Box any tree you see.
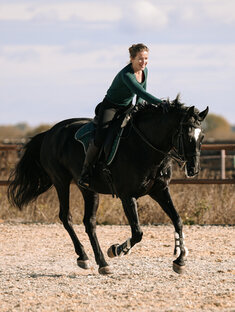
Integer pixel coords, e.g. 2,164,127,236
203,114,234,140
0,125,28,142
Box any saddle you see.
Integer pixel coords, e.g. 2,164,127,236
74,111,131,166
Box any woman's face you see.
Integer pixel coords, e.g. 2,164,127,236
131,50,149,72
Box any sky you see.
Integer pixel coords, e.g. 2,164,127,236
0,0,235,126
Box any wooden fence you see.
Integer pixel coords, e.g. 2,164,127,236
171,144,235,184
0,144,235,186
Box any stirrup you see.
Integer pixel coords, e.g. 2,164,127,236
78,175,90,188
78,180,89,189
78,166,91,188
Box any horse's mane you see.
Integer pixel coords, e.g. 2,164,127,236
135,94,187,115
134,94,200,124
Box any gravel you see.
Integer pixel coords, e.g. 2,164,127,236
0,222,234,312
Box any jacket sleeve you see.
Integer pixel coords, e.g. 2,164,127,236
122,71,162,105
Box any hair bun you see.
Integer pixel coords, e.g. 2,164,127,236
128,43,149,59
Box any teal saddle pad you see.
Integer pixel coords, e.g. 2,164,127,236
74,122,123,166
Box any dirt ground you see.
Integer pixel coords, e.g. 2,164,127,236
0,222,234,312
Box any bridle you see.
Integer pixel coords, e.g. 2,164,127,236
171,121,201,158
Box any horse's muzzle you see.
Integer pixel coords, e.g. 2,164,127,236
186,168,199,177
185,159,200,177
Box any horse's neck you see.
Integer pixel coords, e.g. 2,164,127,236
135,111,178,152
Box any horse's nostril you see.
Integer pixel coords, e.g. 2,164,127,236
187,168,195,176
188,168,199,177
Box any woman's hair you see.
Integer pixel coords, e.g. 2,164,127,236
129,43,149,60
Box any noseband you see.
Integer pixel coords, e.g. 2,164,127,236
172,121,202,159
171,121,190,162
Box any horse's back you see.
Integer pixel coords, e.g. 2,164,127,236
42,118,91,142
50,118,91,132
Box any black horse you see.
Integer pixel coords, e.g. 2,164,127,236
8,95,208,275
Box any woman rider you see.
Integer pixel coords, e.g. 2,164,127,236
79,43,169,188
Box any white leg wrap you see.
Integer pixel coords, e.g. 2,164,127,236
118,238,131,257
114,244,118,257
175,247,181,257
184,246,189,258
174,232,188,258
175,232,180,239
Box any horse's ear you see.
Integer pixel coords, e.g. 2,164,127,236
198,106,209,121
186,106,195,119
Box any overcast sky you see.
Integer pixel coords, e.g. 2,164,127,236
0,0,235,126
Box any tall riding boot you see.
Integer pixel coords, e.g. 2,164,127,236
78,140,99,188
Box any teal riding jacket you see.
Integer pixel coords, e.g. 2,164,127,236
105,63,162,107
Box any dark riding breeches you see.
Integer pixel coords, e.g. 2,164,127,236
94,98,131,148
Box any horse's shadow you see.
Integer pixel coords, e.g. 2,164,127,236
28,272,95,278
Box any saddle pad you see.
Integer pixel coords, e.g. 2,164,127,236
74,122,95,153
74,122,123,165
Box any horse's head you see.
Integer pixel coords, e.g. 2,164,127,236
172,101,209,177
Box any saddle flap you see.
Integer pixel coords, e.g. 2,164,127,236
74,112,130,165
104,128,124,165
103,112,129,164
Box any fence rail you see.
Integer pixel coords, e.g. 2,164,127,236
201,144,235,151
170,179,235,184
0,145,22,151
0,144,235,186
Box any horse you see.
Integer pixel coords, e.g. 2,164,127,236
8,95,208,275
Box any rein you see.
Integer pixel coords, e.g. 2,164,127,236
130,118,187,167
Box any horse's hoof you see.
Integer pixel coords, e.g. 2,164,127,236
107,244,118,258
98,266,113,275
173,262,185,274
77,259,90,270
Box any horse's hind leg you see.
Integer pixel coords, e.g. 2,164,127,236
149,185,188,274
107,197,143,258
80,188,111,275
54,181,90,269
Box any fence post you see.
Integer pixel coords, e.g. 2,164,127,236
221,149,226,179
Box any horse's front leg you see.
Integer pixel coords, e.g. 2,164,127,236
107,197,143,258
150,184,188,274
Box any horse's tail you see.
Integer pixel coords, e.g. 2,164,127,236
7,131,52,210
